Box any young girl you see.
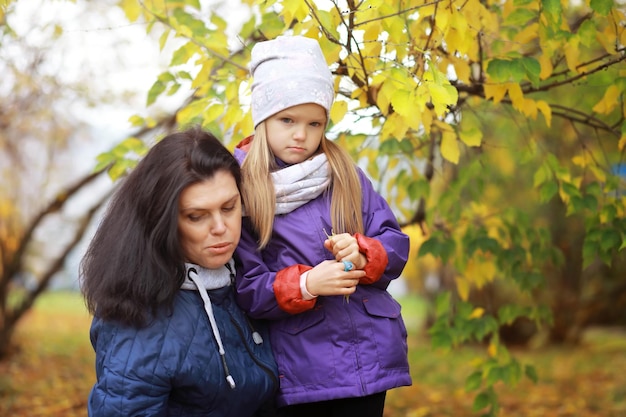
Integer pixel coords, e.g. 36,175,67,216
234,36,411,417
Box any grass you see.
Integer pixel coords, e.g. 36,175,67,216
1,291,625,417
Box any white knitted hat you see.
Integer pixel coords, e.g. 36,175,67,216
250,36,335,128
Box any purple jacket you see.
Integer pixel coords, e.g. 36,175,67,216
234,142,411,407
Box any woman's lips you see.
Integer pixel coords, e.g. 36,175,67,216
207,242,232,255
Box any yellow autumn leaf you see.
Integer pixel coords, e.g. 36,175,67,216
422,109,434,135
330,100,348,125
362,40,382,73
487,340,498,357
619,134,626,151
222,104,243,131
469,307,485,319
592,85,621,114
428,84,455,117
363,20,382,42
513,23,539,45
459,127,482,147
538,54,553,80
456,275,470,301
281,0,309,27
391,89,412,117
446,12,471,55
507,82,524,111
435,7,450,32
451,58,471,84
176,99,208,126
204,103,224,123
119,0,143,22
484,84,508,104
465,256,497,288
441,130,460,164
536,100,552,126
564,37,581,73
380,113,408,142
572,155,588,168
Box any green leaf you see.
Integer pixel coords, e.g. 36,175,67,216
600,228,621,252
472,391,490,412
520,57,541,85
430,330,453,350
498,304,527,325
465,371,483,392
147,80,166,106
434,292,451,317
418,236,439,257
590,0,614,15
538,180,558,202
485,366,502,386
542,0,562,24
408,178,430,200
380,138,401,154
170,42,198,66
525,365,538,383
486,59,511,83
504,8,536,26
467,236,500,255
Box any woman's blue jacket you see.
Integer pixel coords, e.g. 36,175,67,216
88,286,279,416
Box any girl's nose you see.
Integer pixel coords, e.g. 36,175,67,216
293,124,306,140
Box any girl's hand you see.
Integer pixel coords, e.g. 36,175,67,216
324,233,367,269
305,260,365,297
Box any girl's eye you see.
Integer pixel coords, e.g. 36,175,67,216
310,121,322,127
222,206,235,212
280,117,293,124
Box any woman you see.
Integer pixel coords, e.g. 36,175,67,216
81,126,278,416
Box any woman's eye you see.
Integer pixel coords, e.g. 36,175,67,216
222,206,235,212
188,214,203,222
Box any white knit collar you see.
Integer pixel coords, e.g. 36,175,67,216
181,260,233,291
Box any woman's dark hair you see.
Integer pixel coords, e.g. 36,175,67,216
80,126,241,327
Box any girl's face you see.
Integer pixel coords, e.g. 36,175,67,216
178,171,242,269
265,103,326,164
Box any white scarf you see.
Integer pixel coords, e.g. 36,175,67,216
272,153,331,214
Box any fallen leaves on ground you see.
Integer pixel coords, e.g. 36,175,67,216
1,293,625,417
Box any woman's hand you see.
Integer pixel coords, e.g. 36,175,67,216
305,260,365,297
324,233,367,269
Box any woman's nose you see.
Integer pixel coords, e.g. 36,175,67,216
210,215,226,234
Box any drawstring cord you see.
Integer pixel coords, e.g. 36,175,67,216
187,268,236,389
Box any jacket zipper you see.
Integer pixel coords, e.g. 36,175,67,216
229,314,280,391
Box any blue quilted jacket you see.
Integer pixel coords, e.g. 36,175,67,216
88,284,279,416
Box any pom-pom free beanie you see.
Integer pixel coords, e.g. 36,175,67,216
250,36,335,128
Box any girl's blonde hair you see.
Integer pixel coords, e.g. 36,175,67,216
241,122,364,249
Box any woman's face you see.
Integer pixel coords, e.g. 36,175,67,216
178,170,242,269
264,102,326,164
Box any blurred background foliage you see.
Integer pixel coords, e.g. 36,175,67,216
1,0,626,415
